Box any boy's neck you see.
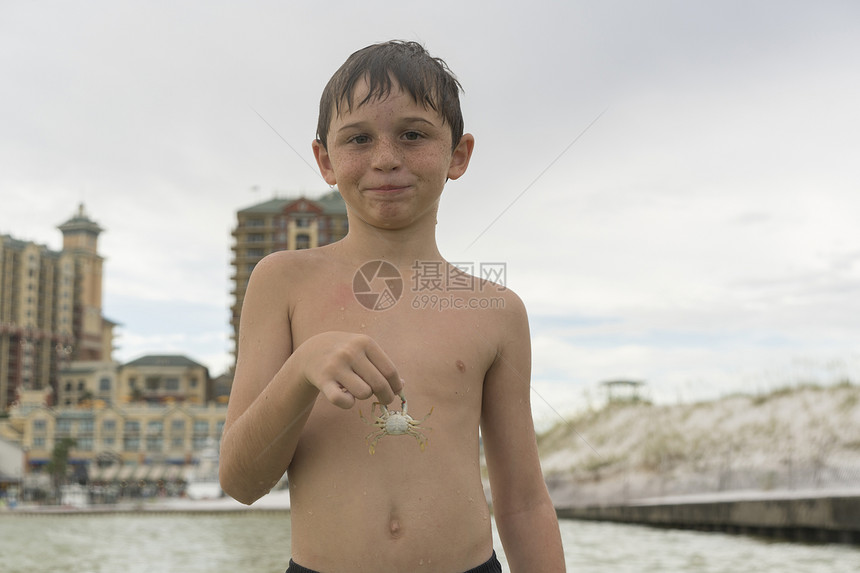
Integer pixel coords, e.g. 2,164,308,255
335,222,443,268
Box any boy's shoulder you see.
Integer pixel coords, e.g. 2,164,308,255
489,282,528,324
453,261,525,304
246,245,336,295
254,244,333,273
437,261,529,325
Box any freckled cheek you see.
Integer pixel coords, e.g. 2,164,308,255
410,156,450,179
330,157,363,183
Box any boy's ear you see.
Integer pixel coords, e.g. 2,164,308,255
447,133,475,181
312,139,338,186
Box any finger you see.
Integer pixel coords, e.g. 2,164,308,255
318,380,357,410
361,342,402,401
351,360,397,405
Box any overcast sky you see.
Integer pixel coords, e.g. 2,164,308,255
2,1,859,425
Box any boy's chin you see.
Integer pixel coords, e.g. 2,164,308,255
354,213,431,232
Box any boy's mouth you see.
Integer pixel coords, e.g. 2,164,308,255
365,184,411,193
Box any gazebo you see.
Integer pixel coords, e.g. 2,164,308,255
600,379,646,404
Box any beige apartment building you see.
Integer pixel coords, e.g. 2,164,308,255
0,204,114,411
7,399,226,469
230,189,348,360
0,353,218,473
0,205,225,487
116,354,211,406
1,191,349,490
54,354,212,408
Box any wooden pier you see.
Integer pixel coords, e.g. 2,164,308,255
557,492,860,544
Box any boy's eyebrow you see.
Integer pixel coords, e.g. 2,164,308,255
335,116,439,134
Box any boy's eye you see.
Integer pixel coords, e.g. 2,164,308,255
348,134,371,144
402,131,423,141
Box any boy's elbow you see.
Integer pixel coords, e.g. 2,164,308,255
221,486,261,507
219,465,263,506
231,492,259,507
218,429,265,505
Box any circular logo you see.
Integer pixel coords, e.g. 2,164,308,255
353,260,403,311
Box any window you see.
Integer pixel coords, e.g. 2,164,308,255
79,419,94,433
146,436,163,452
77,437,93,451
125,421,140,433
146,377,160,391
123,436,140,451
193,420,209,434
57,419,72,434
99,377,111,391
102,419,116,433
165,378,179,391
171,419,186,433
33,419,47,433
33,437,45,449
147,420,163,434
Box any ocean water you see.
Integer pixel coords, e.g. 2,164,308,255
2,511,859,572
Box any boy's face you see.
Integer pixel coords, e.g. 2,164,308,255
313,78,473,231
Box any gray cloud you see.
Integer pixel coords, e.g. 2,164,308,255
2,1,858,413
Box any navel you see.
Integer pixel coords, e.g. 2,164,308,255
388,516,403,539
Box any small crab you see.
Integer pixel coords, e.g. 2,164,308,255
360,392,433,454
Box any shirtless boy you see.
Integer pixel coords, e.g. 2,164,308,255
220,40,565,573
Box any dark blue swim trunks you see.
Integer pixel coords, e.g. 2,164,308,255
286,550,502,573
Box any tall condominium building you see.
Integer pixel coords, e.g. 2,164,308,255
0,205,114,411
229,190,348,360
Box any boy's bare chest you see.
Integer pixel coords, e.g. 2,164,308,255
288,272,502,387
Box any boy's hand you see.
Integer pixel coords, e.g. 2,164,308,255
295,331,403,409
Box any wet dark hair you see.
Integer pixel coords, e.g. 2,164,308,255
316,40,464,151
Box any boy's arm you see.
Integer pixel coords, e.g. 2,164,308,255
219,253,402,504
481,292,565,572
219,253,314,504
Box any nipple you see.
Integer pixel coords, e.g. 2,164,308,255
456,359,466,373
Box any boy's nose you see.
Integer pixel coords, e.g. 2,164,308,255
371,138,402,171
